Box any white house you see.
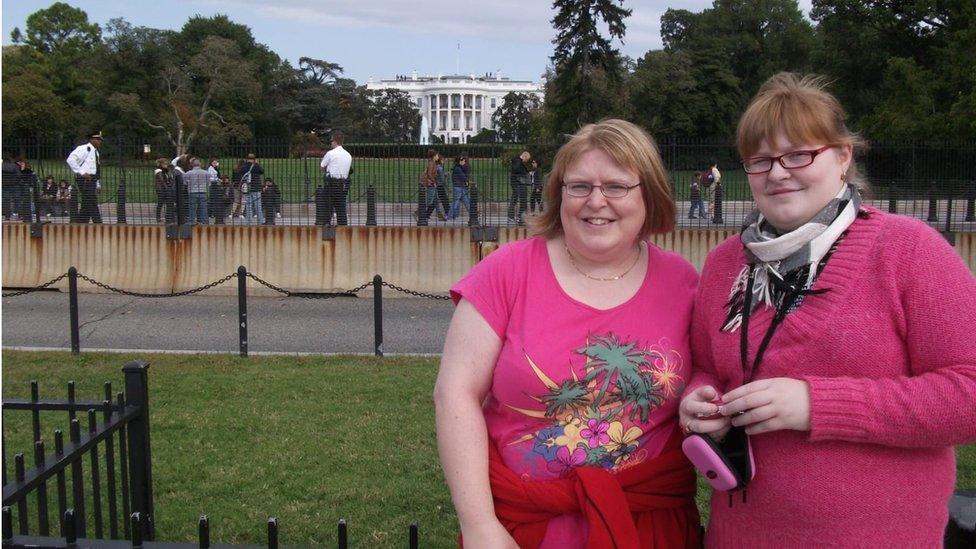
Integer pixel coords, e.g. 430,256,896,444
366,70,544,144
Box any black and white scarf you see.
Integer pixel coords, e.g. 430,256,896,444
721,185,862,332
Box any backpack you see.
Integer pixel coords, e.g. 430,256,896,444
240,165,254,193
699,169,713,188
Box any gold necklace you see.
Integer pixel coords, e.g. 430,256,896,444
564,242,643,282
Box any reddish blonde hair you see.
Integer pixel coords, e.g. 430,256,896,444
737,72,868,190
530,119,675,239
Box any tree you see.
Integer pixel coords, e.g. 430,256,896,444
10,2,102,110
492,92,541,142
11,2,100,54
274,57,346,133
548,0,632,136
467,128,499,144
368,89,422,142
2,46,71,137
109,36,260,154
812,0,976,139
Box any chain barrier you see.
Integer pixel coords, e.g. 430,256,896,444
1,273,69,298
380,281,451,301
245,272,373,299
4,270,450,301
75,272,238,298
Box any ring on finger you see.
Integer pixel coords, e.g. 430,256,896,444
683,421,694,435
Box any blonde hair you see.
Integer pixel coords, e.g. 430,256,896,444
737,72,868,191
530,119,675,239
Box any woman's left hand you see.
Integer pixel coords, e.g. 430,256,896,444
718,378,811,435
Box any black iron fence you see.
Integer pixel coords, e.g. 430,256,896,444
2,138,975,231
1,362,154,542
1,367,426,549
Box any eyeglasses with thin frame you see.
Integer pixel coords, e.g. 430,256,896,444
740,146,832,175
562,181,641,198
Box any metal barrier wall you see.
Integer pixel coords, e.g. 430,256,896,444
3,224,973,297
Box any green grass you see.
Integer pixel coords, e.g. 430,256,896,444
2,351,453,548
3,350,974,546
31,157,759,205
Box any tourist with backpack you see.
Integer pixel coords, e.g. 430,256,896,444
240,153,264,224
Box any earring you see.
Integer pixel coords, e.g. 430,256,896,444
840,173,848,182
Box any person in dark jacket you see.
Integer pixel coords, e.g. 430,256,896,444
2,154,18,220
15,157,37,222
261,177,281,225
507,150,530,224
154,158,174,223
40,175,60,217
209,175,228,224
447,155,471,221
528,159,543,213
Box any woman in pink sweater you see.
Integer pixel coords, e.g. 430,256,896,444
679,72,976,547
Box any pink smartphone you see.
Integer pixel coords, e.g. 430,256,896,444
681,426,755,492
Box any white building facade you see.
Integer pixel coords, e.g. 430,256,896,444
366,71,544,144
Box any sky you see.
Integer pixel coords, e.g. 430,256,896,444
2,0,813,84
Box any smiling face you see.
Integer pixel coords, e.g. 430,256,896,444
747,130,852,232
560,148,646,261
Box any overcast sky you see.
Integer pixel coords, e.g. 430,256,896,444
2,0,813,83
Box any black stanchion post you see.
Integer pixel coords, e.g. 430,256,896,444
887,180,897,213
417,184,426,227
123,361,154,541
409,522,418,549
117,176,127,225
64,509,76,549
927,180,938,222
468,183,480,227
267,517,278,549
238,266,248,357
198,515,209,548
366,184,377,226
944,185,954,236
32,178,42,225
965,179,975,222
130,513,142,549
711,183,724,224
68,267,80,354
68,184,79,223
338,519,347,549
1,507,11,540
373,275,383,357
314,184,326,226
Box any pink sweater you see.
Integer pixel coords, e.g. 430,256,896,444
688,207,976,547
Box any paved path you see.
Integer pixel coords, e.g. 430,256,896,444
2,291,454,355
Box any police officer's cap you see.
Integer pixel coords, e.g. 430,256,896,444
89,131,104,140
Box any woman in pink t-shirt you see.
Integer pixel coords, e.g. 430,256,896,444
435,119,702,548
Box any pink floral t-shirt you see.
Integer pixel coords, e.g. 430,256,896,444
451,236,698,547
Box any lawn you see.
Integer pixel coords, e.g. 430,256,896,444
26,156,761,206
3,351,974,547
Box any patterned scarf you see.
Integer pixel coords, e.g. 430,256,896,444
721,185,862,332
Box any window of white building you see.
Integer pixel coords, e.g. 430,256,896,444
490,98,496,109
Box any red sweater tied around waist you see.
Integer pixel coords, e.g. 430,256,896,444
476,428,700,549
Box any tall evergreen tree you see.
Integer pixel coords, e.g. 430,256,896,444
548,0,632,136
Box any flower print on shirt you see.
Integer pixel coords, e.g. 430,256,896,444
507,332,684,476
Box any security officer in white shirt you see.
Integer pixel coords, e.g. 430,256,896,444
319,131,353,226
65,131,104,223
